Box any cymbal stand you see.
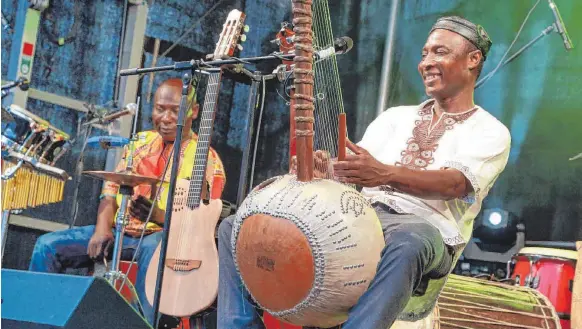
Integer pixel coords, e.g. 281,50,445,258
102,183,142,309
102,102,141,305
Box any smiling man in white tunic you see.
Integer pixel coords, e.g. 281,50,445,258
216,15,511,329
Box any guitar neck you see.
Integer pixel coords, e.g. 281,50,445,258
187,71,223,208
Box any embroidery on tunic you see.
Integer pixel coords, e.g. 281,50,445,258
443,160,480,203
396,105,477,170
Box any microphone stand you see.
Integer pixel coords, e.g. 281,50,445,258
68,107,98,228
234,66,278,206
476,24,556,89
68,103,136,228
119,53,296,77
151,72,194,329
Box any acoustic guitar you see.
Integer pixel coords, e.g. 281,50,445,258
145,9,248,317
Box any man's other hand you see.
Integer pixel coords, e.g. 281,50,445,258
129,195,165,225
87,228,114,259
333,140,390,187
290,150,333,179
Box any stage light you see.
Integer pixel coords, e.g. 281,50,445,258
486,209,504,226
473,208,517,245
454,208,524,279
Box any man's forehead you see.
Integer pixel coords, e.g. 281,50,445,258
156,84,180,96
423,29,467,49
154,84,181,103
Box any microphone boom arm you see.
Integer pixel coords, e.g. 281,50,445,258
476,24,555,89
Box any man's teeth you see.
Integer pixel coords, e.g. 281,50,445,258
425,74,439,81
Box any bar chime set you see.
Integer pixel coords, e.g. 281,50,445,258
1,104,70,211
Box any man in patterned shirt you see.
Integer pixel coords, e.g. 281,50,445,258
29,78,226,325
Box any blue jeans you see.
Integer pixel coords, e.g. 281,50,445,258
217,207,453,329
29,225,162,326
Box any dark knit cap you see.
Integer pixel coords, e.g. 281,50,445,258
431,16,492,60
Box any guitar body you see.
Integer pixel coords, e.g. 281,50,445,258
145,178,222,316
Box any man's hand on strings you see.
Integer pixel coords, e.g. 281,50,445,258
333,140,390,187
129,195,165,225
290,150,333,179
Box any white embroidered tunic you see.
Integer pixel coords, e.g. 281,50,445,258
358,99,511,251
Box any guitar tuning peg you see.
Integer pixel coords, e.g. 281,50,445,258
240,34,247,42
244,25,250,33
237,44,244,51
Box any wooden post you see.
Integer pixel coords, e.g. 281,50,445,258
292,0,315,182
572,241,582,329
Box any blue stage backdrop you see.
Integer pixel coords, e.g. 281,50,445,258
1,0,581,270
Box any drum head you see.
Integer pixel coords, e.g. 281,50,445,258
517,247,578,261
236,214,315,311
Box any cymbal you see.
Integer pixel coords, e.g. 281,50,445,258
82,170,161,187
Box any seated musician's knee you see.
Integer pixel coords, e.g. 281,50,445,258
384,226,437,266
32,231,60,254
141,232,163,251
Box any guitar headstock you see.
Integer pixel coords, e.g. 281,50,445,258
275,22,295,53
272,22,295,67
210,9,249,60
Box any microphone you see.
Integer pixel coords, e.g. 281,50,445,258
83,103,137,126
547,0,574,50
1,76,29,91
314,36,354,60
1,11,11,32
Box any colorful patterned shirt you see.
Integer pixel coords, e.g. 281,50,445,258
101,130,226,237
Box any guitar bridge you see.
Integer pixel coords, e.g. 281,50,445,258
165,259,202,271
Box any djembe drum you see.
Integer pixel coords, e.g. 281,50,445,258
389,275,561,329
232,0,385,327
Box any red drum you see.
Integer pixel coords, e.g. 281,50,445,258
511,247,578,329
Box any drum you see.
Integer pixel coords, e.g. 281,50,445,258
389,275,560,329
510,247,577,329
232,174,385,328
437,275,560,329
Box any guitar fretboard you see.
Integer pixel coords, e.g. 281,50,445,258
187,72,222,208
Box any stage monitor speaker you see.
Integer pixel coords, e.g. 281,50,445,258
1,269,152,329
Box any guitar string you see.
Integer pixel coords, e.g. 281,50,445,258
179,72,220,264
180,72,211,263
